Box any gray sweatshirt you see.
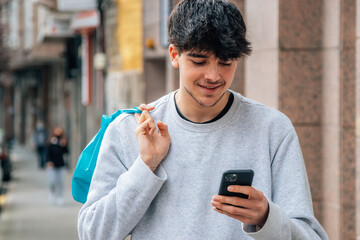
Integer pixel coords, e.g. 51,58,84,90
78,91,329,240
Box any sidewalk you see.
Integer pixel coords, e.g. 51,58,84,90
0,144,82,240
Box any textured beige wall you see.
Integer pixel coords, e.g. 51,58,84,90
277,0,324,225
117,0,143,71
339,0,357,239
105,1,122,72
245,0,328,233
357,1,360,239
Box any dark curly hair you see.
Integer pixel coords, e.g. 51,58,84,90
168,0,252,61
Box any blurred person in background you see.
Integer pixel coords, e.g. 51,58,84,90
32,120,48,169
46,126,68,206
0,146,12,184
78,0,328,239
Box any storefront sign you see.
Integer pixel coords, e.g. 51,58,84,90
71,10,99,31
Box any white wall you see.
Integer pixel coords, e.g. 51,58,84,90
244,0,279,109
8,0,20,50
24,0,35,50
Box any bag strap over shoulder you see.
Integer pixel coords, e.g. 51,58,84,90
111,107,142,120
101,107,142,128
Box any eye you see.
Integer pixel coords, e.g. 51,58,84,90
220,62,231,66
192,60,206,65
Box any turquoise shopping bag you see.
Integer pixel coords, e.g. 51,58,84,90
72,107,142,204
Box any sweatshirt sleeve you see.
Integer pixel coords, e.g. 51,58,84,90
243,127,329,240
77,120,167,240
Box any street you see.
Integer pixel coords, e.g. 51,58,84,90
0,144,82,240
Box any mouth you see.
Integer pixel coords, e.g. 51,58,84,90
198,84,222,90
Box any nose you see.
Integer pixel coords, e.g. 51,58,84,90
204,62,220,82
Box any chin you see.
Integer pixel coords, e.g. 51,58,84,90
201,92,229,107
196,97,223,108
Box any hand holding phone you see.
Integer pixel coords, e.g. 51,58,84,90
212,169,269,226
218,169,254,199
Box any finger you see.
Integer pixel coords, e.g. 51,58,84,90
142,111,157,135
137,110,151,125
136,118,153,136
211,200,254,218
157,121,170,139
228,186,258,199
139,104,155,112
135,113,140,123
213,207,253,224
213,191,268,215
141,118,157,136
212,195,250,208
214,204,267,225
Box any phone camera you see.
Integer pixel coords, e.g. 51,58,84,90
225,173,237,182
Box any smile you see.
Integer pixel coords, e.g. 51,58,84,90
198,84,221,90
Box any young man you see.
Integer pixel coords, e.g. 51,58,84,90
78,0,329,239
32,121,48,169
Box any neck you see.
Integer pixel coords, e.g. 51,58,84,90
175,90,230,123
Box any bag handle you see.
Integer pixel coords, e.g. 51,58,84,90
111,107,142,121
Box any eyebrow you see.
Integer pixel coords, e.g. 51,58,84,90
187,53,209,58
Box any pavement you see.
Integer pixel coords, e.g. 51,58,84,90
0,144,83,240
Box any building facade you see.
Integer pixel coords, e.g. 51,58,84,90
0,0,105,167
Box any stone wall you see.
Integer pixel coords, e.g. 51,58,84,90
244,0,359,239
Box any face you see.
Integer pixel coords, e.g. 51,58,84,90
169,45,238,109
53,127,63,137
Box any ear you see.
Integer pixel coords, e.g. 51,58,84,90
169,44,180,68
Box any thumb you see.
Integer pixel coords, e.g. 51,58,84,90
157,121,170,139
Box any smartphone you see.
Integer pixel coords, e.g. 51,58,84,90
218,169,254,199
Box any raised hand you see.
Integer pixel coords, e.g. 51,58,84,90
134,108,171,171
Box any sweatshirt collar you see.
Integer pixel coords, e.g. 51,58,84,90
168,90,240,132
